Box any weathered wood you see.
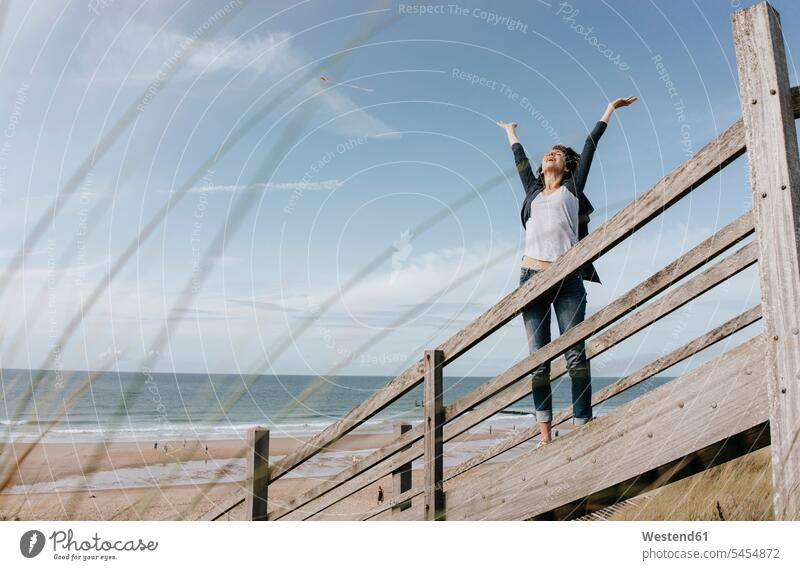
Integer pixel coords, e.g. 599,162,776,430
244,428,270,521
374,423,771,522
378,422,770,522
445,304,763,483
371,499,426,522
443,336,768,520
444,243,757,425
423,350,445,520
531,421,771,520
265,115,746,477
202,115,749,520
297,239,757,520
391,422,412,512
203,84,800,522
361,304,762,520
733,1,800,521
287,233,756,520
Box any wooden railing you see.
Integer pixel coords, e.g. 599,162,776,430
200,1,800,521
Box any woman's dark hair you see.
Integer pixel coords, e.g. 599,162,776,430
536,144,579,178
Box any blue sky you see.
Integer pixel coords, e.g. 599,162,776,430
0,0,796,377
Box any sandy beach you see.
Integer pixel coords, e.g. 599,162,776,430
0,426,524,520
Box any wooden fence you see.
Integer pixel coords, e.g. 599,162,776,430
200,1,800,522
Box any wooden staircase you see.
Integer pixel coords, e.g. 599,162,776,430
200,1,800,522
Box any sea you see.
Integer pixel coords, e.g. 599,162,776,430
0,369,671,494
0,369,672,443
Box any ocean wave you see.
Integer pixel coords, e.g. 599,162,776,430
0,416,411,443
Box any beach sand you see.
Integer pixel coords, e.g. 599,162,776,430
0,426,525,520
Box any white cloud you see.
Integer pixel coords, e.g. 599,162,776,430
159,180,343,193
84,20,394,138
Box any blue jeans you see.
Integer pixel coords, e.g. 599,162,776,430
519,267,593,425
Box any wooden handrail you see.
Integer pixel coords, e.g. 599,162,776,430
361,304,762,520
275,229,756,519
367,335,767,520
201,78,800,521
733,1,800,520
443,335,768,520
269,109,746,475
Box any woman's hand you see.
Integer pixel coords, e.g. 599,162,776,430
608,96,637,109
601,96,637,123
497,121,520,146
496,120,518,130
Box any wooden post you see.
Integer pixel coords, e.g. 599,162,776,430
245,427,270,521
423,349,445,520
733,1,800,520
392,422,412,512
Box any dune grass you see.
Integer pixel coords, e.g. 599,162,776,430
609,447,774,521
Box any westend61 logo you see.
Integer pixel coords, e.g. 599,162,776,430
19,529,158,561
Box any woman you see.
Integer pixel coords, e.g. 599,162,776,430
496,96,636,445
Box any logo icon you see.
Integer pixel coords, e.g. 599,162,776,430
390,229,413,284
20,530,45,558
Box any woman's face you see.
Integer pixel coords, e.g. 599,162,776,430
541,147,567,175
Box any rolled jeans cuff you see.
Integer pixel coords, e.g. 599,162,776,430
573,416,593,426
531,374,550,388
535,410,552,423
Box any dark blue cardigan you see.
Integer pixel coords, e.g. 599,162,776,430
511,120,607,284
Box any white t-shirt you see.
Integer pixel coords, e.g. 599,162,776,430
524,186,579,261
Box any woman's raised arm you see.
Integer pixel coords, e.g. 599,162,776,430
573,96,637,192
600,95,637,124
497,120,539,194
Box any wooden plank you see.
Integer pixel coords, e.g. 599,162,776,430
208,83,800,523
296,239,757,520
202,119,749,520
444,335,768,520
423,350,445,521
265,116,746,478
202,85,796,522
290,236,756,520
361,304,762,520
273,213,751,520
531,422,771,520
371,499,425,522
445,304,763,482
391,422,412,512
370,423,769,522
443,235,757,425
244,428,270,521
733,1,800,521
